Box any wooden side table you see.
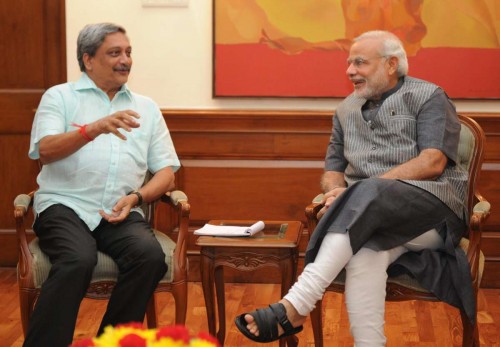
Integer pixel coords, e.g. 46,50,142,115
196,220,303,347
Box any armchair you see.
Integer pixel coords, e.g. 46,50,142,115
14,184,190,336
305,114,490,347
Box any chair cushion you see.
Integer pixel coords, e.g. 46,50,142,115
332,237,484,292
28,229,176,288
457,124,475,171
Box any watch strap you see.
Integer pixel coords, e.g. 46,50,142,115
127,190,143,207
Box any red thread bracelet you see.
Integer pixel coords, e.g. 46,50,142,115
71,123,94,142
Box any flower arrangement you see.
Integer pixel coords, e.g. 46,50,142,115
70,323,220,347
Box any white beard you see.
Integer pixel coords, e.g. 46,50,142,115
353,65,391,100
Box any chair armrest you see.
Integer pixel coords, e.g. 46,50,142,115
165,190,188,206
472,200,490,215
160,190,190,281
312,193,324,204
474,191,488,205
469,195,491,246
466,195,490,288
160,190,190,224
14,192,35,282
14,192,34,239
14,194,32,215
305,193,325,240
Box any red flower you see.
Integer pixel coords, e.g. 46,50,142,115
119,333,147,347
70,338,95,347
156,325,190,344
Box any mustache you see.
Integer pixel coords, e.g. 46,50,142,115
350,78,365,83
114,65,131,72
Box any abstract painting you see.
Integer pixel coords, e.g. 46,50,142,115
213,0,500,98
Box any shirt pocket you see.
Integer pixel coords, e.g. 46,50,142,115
122,131,148,171
387,115,417,143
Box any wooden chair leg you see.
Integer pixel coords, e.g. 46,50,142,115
173,282,188,325
145,294,157,329
19,288,38,337
461,310,479,347
285,334,299,347
310,300,324,347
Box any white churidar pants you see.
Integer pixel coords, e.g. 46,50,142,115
283,230,444,347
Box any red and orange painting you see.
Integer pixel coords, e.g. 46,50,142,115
213,0,500,98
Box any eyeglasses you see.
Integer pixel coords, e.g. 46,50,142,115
347,56,388,68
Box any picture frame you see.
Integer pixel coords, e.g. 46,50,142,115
213,0,500,99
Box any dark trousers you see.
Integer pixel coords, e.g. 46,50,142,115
23,204,167,347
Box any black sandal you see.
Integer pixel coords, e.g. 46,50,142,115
234,302,303,343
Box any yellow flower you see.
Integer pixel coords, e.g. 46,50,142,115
70,323,219,347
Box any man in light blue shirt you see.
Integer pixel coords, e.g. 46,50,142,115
24,23,180,347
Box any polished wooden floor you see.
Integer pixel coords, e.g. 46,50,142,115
1,267,499,347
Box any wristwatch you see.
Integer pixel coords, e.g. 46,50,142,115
127,190,143,207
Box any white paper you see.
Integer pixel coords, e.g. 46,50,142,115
194,221,265,237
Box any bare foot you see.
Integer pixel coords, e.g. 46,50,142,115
244,299,306,337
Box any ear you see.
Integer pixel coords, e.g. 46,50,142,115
83,53,92,71
387,56,399,75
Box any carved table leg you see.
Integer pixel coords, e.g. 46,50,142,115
281,252,298,347
200,251,216,337
215,265,226,345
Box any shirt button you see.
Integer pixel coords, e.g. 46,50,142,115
372,146,376,150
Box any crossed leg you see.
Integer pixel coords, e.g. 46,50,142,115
240,229,444,343
242,232,353,338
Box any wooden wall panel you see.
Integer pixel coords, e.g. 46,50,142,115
172,133,329,160
0,1,45,88
472,113,500,286
481,228,500,289
0,0,66,266
166,110,332,160
0,136,38,230
1,107,499,288
0,0,66,90
470,114,500,162
475,109,500,290
181,165,323,226
477,169,500,230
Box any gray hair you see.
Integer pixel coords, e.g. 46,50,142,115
77,23,127,72
354,30,409,76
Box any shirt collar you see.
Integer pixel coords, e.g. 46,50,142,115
363,76,405,110
379,76,404,101
74,73,132,100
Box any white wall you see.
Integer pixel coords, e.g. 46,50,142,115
66,0,499,112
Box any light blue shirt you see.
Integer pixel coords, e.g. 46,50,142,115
29,73,180,230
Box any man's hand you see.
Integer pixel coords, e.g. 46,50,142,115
87,110,141,141
99,194,137,224
317,186,346,220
